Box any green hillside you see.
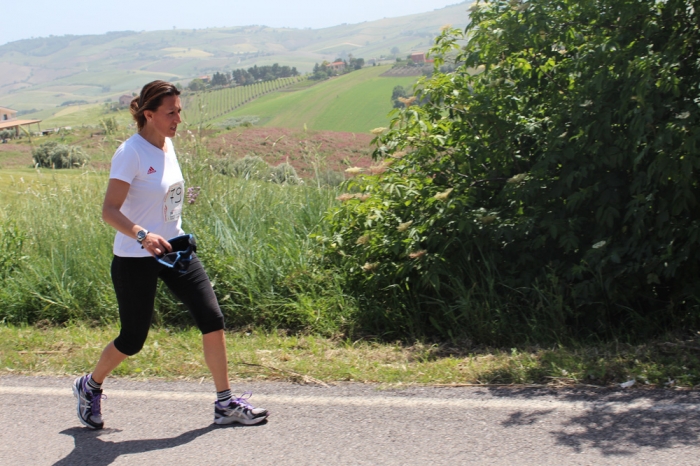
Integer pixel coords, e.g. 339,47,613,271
213,66,417,133
0,2,472,112
32,67,418,133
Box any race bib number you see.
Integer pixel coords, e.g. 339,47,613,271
163,181,184,222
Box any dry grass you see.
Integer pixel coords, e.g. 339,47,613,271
1,325,699,389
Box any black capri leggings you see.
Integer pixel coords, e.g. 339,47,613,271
111,253,225,356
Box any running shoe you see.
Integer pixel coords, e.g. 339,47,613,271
72,374,105,429
214,392,268,425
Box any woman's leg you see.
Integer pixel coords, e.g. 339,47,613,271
202,329,230,392
74,256,159,429
160,255,228,389
161,254,268,424
91,341,129,384
103,256,160,378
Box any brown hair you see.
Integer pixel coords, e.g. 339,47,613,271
130,80,181,131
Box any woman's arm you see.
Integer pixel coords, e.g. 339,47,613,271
102,178,171,256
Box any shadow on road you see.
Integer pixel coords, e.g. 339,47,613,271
54,422,265,466
550,406,700,455
494,387,700,455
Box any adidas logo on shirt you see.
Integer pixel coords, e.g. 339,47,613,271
147,167,157,174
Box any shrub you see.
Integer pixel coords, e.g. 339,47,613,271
269,162,301,184
32,141,89,168
230,155,270,180
316,170,345,188
0,129,15,142
99,116,119,135
323,0,700,344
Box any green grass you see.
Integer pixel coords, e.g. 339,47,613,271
15,103,133,130
218,66,418,133
0,159,352,333
1,324,699,388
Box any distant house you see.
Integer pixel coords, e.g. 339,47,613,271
328,61,346,73
199,75,211,83
119,95,132,107
410,52,426,64
0,106,17,121
0,106,41,136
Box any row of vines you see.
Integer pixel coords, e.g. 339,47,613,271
181,76,302,126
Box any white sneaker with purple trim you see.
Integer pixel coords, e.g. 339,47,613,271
214,392,268,425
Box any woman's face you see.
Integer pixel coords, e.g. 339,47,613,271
145,95,182,138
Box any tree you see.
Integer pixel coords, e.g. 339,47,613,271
211,71,229,87
324,0,700,343
311,62,330,81
391,85,408,108
187,78,206,92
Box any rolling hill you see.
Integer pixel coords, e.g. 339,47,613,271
213,65,418,133
0,2,472,113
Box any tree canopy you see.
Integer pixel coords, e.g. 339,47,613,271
323,0,700,343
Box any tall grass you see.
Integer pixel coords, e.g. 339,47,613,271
0,145,357,335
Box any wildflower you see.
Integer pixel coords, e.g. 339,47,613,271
362,262,379,272
187,186,201,204
397,221,413,232
370,127,387,135
507,173,526,184
336,193,354,202
356,234,370,245
479,215,497,224
369,164,387,175
409,250,427,259
345,167,364,174
434,188,453,201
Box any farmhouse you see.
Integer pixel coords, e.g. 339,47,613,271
410,52,426,64
118,95,132,107
1,106,17,121
328,61,346,73
0,106,42,136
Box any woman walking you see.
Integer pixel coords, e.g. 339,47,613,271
72,80,267,429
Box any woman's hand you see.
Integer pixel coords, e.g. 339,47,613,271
141,232,172,257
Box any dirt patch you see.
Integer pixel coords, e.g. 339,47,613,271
0,143,33,168
204,127,377,178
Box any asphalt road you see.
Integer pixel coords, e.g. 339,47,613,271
1,375,699,465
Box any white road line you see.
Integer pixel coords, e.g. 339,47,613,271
0,385,696,413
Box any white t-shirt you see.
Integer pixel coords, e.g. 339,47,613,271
109,133,185,257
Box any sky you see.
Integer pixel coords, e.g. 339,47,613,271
1,0,466,46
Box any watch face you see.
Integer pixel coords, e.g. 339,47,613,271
137,230,147,242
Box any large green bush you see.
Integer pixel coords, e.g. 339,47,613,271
32,141,89,168
323,0,700,343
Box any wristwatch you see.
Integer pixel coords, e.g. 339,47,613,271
136,229,149,244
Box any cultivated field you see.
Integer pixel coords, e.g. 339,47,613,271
218,66,418,133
